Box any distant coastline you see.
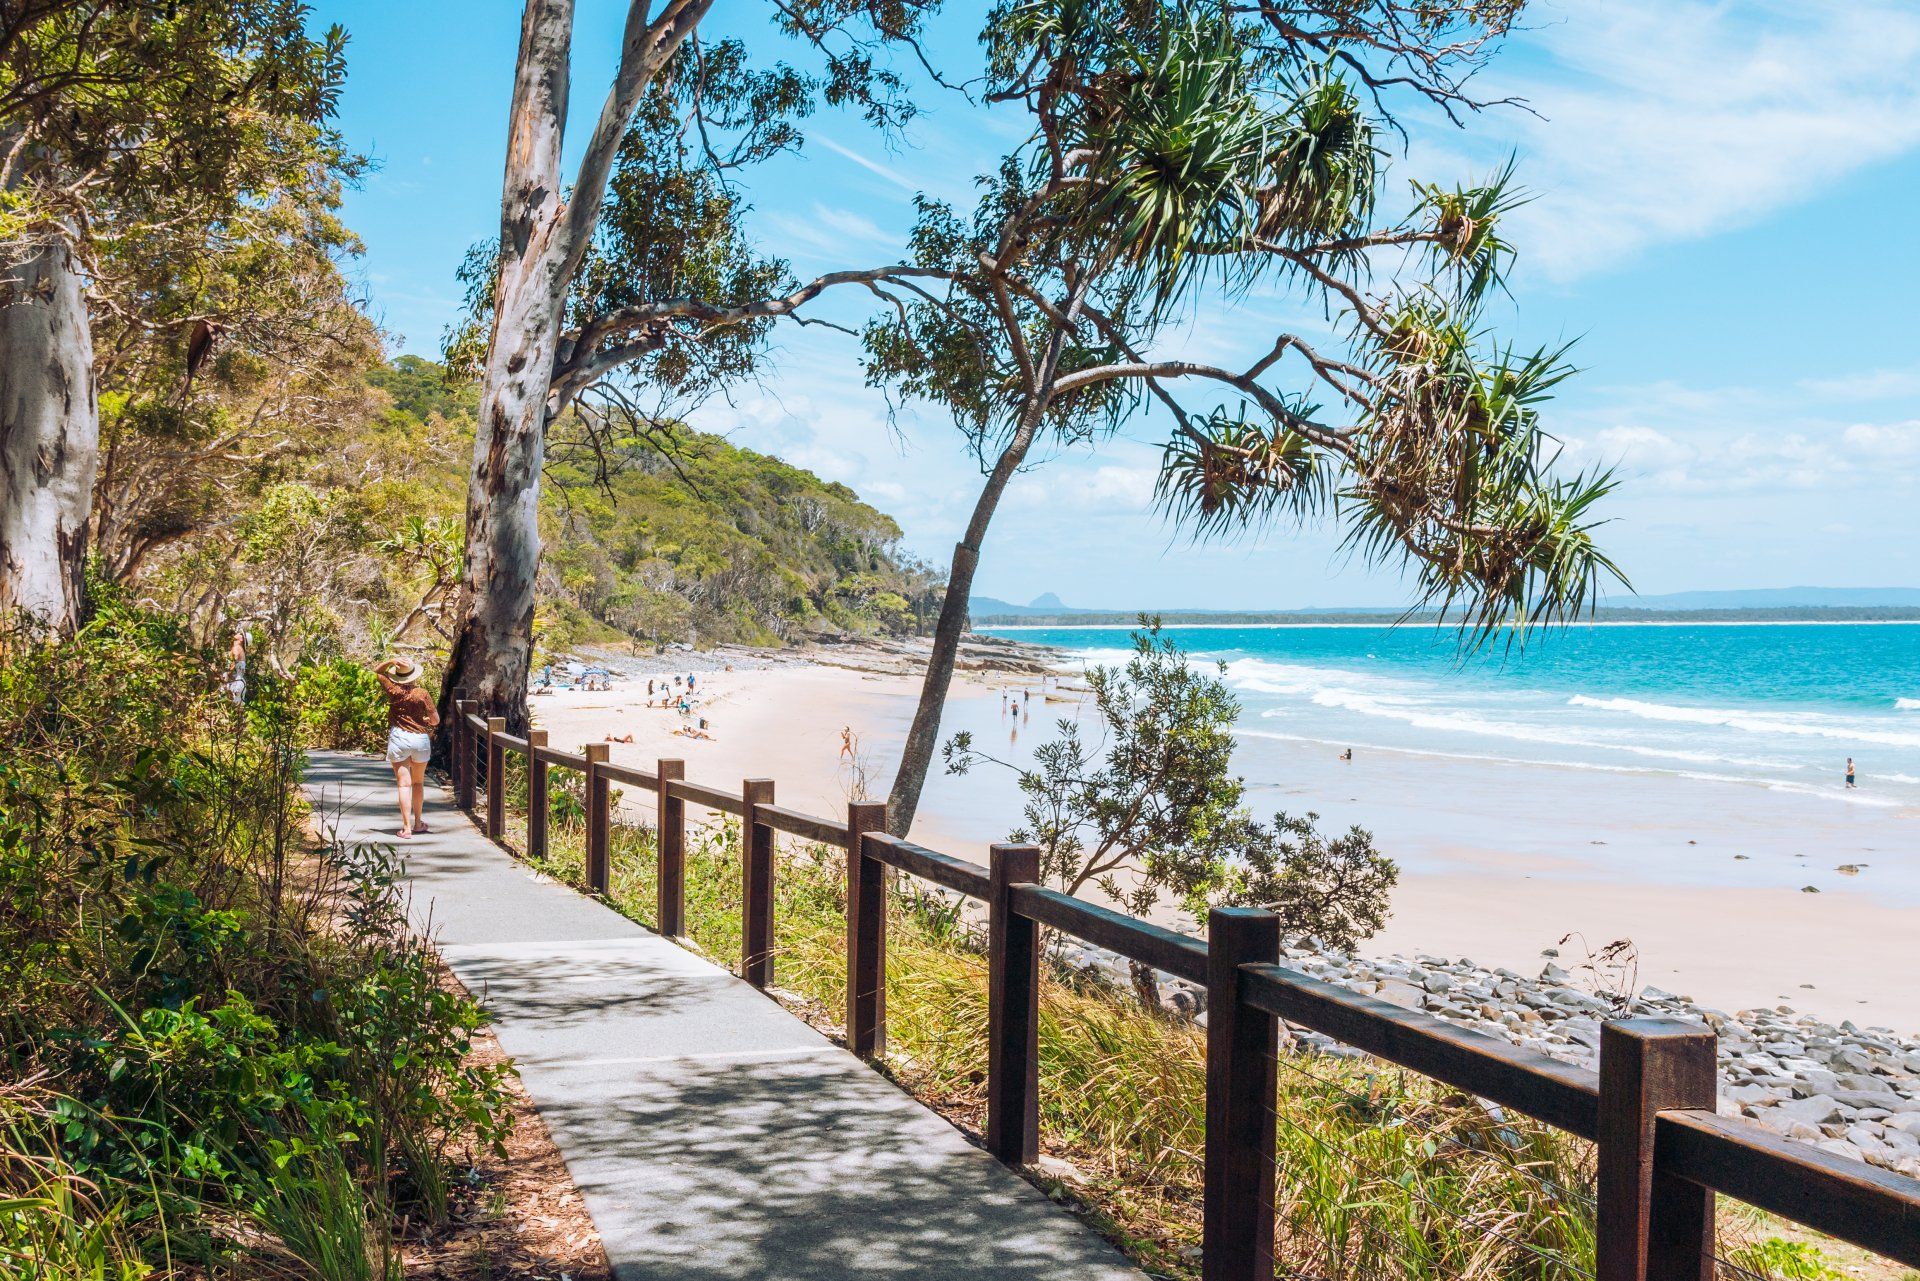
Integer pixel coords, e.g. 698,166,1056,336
974,606,1920,629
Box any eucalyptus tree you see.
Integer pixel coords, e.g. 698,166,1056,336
863,0,1620,835
442,0,934,732
0,1,350,634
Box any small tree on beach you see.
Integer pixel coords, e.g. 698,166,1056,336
945,621,1397,1003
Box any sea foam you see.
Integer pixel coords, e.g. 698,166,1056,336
1568,694,1920,749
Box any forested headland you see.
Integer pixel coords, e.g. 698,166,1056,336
114,349,945,672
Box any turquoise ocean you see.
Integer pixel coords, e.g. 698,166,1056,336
982,623,1920,811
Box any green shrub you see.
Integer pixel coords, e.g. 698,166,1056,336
291,659,389,752
0,596,512,1273
1725,1239,1846,1281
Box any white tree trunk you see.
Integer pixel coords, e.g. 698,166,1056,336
0,235,97,634
438,0,712,737
439,0,574,734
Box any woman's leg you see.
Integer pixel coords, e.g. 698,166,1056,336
407,760,428,828
391,758,416,833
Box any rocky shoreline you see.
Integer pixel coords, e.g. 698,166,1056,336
1061,938,1920,1178
578,632,1065,679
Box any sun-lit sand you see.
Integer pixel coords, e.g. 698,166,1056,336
531,643,1920,1036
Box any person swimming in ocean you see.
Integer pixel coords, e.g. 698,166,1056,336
1846,757,1857,788
1340,748,1353,761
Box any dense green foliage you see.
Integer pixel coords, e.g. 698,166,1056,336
0,594,510,1275
541,419,942,647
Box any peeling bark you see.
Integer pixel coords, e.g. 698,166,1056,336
439,0,574,738
438,0,712,741
0,233,96,634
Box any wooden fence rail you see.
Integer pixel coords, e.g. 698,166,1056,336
446,700,1920,1279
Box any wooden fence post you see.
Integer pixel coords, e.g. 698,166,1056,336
845,801,889,1058
741,779,775,989
485,718,506,840
454,699,476,811
583,743,611,894
656,759,686,937
1597,1019,1717,1281
450,688,468,802
987,842,1041,1166
526,730,549,861
1203,907,1280,1281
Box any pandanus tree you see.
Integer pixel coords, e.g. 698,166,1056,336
439,0,935,736
0,0,350,635
863,0,1622,835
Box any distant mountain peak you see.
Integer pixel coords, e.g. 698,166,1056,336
1027,592,1067,609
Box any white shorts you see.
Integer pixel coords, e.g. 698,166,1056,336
386,728,432,764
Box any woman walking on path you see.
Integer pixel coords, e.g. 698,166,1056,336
373,657,439,837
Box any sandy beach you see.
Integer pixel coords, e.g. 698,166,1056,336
532,640,1920,1037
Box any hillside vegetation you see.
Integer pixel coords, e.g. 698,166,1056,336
138,354,940,670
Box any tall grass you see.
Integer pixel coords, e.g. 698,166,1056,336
0,1089,155,1281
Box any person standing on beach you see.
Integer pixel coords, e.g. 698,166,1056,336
372,657,439,838
1846,758,1857,789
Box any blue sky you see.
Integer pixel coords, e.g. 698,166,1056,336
323,0,1920,609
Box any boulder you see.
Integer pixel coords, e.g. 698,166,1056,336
1375,980,1425,1010
1775,1094,1845,1126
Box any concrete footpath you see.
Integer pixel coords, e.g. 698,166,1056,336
302,752,1144,1280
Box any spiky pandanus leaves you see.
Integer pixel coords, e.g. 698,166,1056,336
1068,11,1277,305
1157,402,1329,537
1256,70,1380,245
1158,307,1621,648
1410,159,1527,310
1055,16,1383,306
1348,317,1622,645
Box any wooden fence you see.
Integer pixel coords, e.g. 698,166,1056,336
449,700,1920,1280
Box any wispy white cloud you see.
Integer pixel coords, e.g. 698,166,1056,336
1798,366,1920,402
1561,369,1920,494
759,202,901,262
810,134,922,195
1460,0,1920,280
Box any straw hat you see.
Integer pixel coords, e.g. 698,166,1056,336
388,657,424,686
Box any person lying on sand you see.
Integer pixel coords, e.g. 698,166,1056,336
673,726,714,741
604,732,635,743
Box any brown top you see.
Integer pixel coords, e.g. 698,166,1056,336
376,673,440,734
